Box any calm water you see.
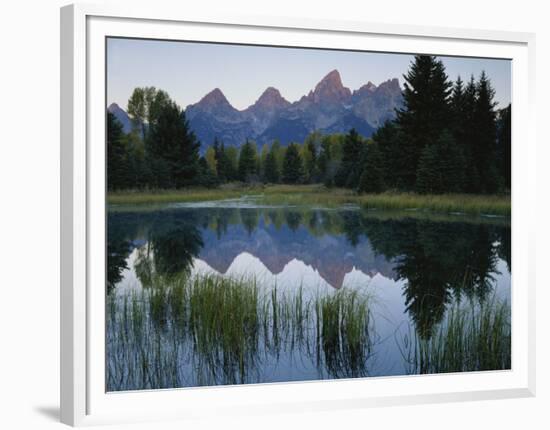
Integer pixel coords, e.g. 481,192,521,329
107,203,511,391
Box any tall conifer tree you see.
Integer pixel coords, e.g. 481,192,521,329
147,98,201,188
473,71,500,193
358,142,385,193
396,55,453,189
334,128,364,188
497,104,512,189
107,112,130,190
460,75,481,192
238,140,258,182
282,143,304,184
264,147,280,183
372,121,405,189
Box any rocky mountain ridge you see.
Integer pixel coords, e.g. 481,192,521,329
109,69,404,149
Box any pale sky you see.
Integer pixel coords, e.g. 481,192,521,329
107,37,511,111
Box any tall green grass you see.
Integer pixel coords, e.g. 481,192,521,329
107,271,510,391
317,289,372,377
358,192,510,216
401,299,511,374
107,272,374,391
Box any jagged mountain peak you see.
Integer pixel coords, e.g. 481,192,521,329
359,81,377,92
250,87,290,110
318,69,344,87
196,88,233,109
378,78,401,91
309,69,351,104
352,82,377,100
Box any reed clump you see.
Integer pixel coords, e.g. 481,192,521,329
316,289,372,378
402,299,511,374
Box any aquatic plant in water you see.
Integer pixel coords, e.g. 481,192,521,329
399,298,511,374
106,271,374,391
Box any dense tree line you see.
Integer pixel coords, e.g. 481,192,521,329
107,87,210,190
373,57,510,194
107,55,511,194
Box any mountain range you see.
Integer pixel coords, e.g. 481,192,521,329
108,69,404,149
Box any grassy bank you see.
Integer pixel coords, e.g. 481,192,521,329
107,184,511,216
358,193,510,217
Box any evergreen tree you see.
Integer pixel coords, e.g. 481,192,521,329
416,144,440,194
212,138,221,177
107,111,130,190
270,140,285,175
317,134,344,187
303,132,320,183
317,138,330,184
176,111,202,187
282,143,304,184
358,142,385,193
264,147,280,183
238,140,258,182
440,132,467,193
473,71,501,193
225,146,239,181
450,75,481,193
259,143,270,180
214,140,231,182
372,121,406,189
197,156,218,187
396,55,453,189
147,98,201,188
450,76,467,142
462,75,481,192
334,128,365,188
416,130,466,194
497,104,512,189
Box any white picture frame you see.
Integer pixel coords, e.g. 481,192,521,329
60,3,536,426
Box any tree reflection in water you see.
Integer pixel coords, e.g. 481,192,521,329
106,206,510,389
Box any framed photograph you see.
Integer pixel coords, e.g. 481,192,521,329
60,3,536,426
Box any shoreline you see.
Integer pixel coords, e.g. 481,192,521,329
106,184,511,217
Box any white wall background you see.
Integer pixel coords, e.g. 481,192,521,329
0,0,547,428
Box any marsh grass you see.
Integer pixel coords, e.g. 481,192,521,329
317,289,372,378
107,185,510,216
107,272,374,391
400,299,511,374
358,192,510,217
107,273,511,391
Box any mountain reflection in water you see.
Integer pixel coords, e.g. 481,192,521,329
107,206,511,390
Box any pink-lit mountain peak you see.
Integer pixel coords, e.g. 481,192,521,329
250,87,290,110
308,69,352,103
197,88,232,108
